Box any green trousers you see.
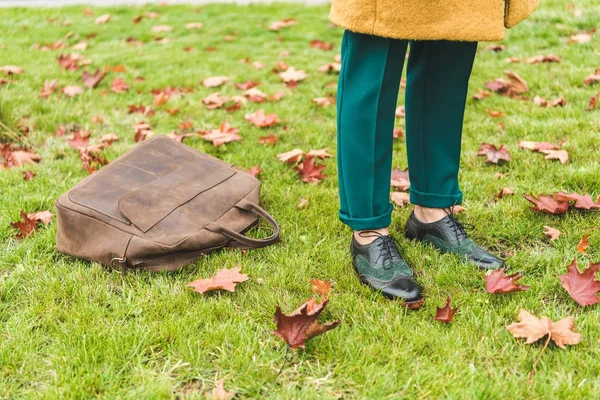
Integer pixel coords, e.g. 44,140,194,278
336,30,478,231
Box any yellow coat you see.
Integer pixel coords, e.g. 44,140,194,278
329,0,539,42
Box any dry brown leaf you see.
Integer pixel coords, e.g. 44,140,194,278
507,309,580,349
543,226,562,241
577,235,590,255
188,266,248,294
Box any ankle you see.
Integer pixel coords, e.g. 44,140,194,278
353,227,389,245
413,206,449,224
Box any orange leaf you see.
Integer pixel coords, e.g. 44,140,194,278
310,279,332,296
577,235,590,255
188,266,249,294
506,309,580,349
543,226,562,241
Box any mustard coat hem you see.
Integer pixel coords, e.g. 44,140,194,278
329,0,539,43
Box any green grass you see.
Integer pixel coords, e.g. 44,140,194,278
1,1,600,398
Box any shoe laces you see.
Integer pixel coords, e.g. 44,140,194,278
357,230,403,269
444,205,474,242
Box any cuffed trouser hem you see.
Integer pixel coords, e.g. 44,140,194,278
409,188,463,209
338,203,393,231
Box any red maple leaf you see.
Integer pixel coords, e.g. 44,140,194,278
484,268,530,294
272,298,340,349
559,259,600,306
434,297,457,323
477,143,511,164
82,69,106,88
188,266,249,294
295,156,326,183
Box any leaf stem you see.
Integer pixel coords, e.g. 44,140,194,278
528,334,551,383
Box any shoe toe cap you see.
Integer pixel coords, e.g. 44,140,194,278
381,277,423,305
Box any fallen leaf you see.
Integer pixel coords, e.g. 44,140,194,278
307,148,333,159
297,198,309,208
67,129,91,149
559,259,600,306
577,235,590,255
95,14,111,24
310,279,332,296
583,69,600,86
244,109,280,128
185,22,204,29
477,143,511,164
390,167,410,191
39,80,57,98
205,379,235,400
268,18,296,31
586,93,599,111
540,149,568,164
543,226,562,241
295,156,326,183
395,106,405,118
110,78,129,93
0,65,24,75
277,148,305,164
310,39,334,51
473,89,491,100
486,109,504,118
235,80,260,90
188,266,249,294
519,141,558,151
485,44,506,52
507,309,580,349
200,122,242,146
485,70,529,98
244,88,267,103
202,92,226,109
11,210,52,239
434,297,457,323
82,69,105,88
62,85,83,97
133,121,154,143
525,54,562,64
258,133,279,145
553,192,597,210
279,67,307,83
22,170,36,181
312,97,334,107
391,191,410,207
522,194,570,214
246,165,262,177
151,25,173,33
271,298,340,349
569,33,592,44
496,187,515,199
485,268,530,294
202,76,229,88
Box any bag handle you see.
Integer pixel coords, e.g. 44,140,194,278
209,199,280,249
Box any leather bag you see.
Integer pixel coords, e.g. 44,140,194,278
55,136,280,272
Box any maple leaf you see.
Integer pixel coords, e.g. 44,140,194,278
82,69,105,88
569,33,592,44
525,54,562,64
244,109,280,128
270,92,286,101
553,192,598,210
577,235,590,255
522,194,570,214
202,76,229,88
22,170,36,181
540,149,568,164
95,14,111,24
243,88,267,103
485,70,529,98
272,298,340,349
310,279,332,296
312,97,334,107
507,309,581,349
559,259,600,306
587,93,599,111
67,129,91,149
484,268,530,294
543,226,562,241
297,198,309,208
62,85,83,97
200,122,242,146
188,266,249,294
151,25,173,33
390,167,410,191
185,22,204,29
583,69,600,86
395,106,405,118
11,211,53,239
391,191,410,207
0,65,23,76
277,148,305,164
246,165,262,177
279,67,307,83
486,109,504,118
128,104,155,116
496,187,515,199
202,92,226,109
110,78,129,93
234,80,260,90
133,122,154,143
472,89,492,100
434,297,457,323
2,148,42,168
153,90,171,106
258,133,279,145
310,39,334,51
318,63,341,73
477,143,510,164
295,156,326,183
268,18,297,31
205,379,235,400
307,149,333,159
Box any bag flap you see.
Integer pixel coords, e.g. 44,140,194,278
118,160,236,233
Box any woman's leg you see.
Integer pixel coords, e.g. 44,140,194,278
404,40,477,209
403,40,503,270
336,30,408,234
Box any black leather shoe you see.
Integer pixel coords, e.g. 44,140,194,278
351,231,424,308
404,208,504,270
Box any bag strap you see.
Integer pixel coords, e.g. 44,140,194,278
209,199,280,249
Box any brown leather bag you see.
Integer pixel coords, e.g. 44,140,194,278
55,136,280,273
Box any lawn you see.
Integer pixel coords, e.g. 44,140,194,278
1,0,600,398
